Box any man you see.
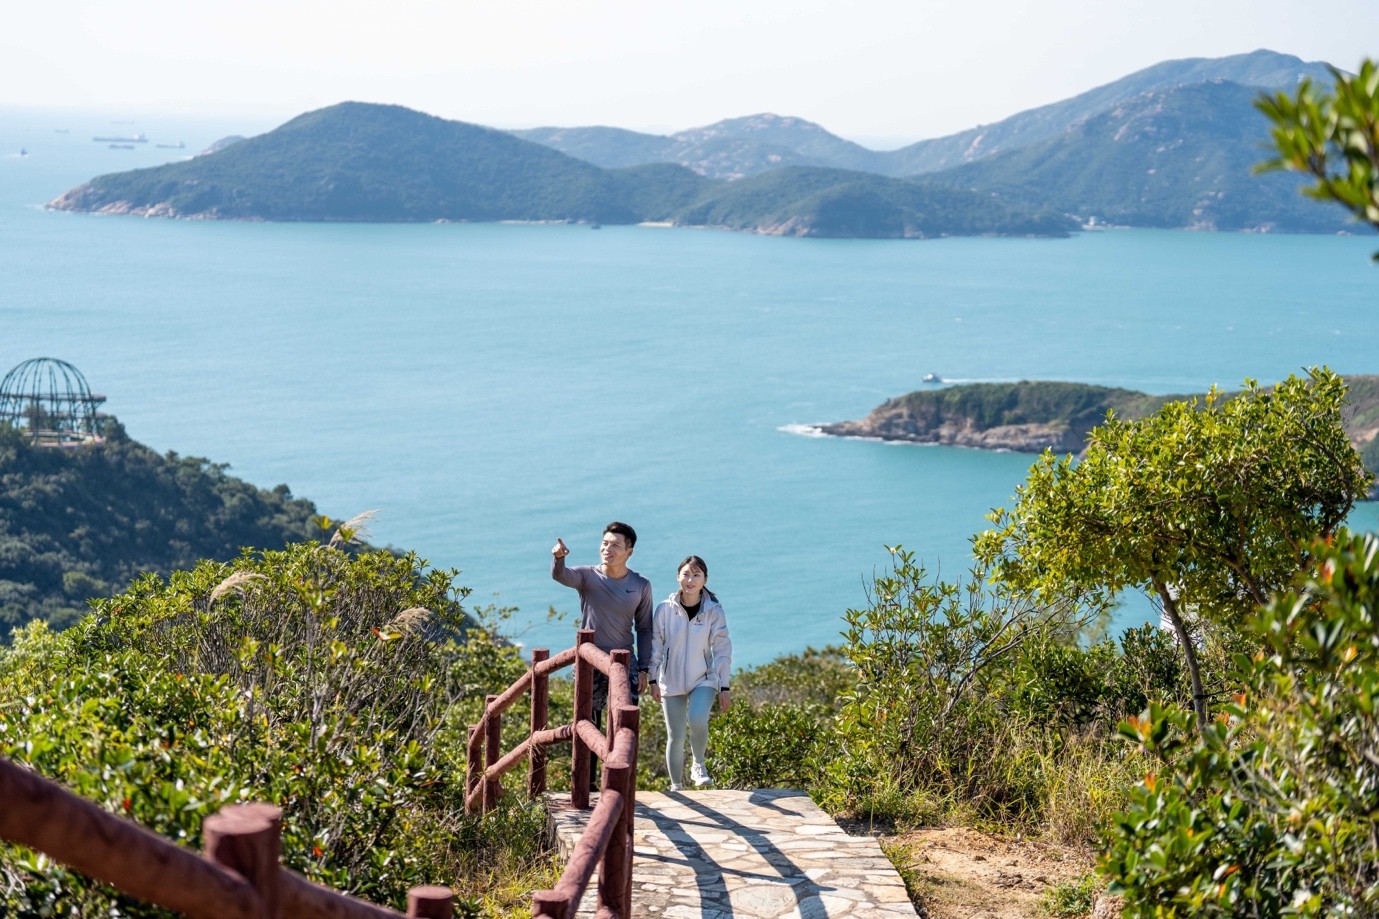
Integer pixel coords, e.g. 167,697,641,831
551,521,653,716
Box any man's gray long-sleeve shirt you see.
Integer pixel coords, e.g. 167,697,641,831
552,556,654,671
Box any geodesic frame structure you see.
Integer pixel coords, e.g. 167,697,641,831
0,357,107,446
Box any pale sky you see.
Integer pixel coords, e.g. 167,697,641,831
5,0,1378,147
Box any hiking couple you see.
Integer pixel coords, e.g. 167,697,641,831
551,521,732,791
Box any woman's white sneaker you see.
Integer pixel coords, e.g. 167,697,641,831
690,762,711,786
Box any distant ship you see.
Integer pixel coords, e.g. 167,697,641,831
155,141,185,149
108,143,136,149
921,373,943,384
93,133,147,143
18,148,26,156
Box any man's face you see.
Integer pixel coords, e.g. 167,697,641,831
600,532,632,566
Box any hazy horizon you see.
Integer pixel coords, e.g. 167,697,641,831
6,0,1378,147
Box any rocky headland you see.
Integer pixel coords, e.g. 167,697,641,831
819,381,1172,453
820,377,1379,474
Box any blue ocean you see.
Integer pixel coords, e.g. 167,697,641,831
5,110,1379,665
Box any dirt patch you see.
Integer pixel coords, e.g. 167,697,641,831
882,826,1096,919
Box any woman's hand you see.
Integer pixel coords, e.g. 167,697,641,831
649,683,662,703
718,690,732,711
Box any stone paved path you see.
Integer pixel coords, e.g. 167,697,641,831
545,788,918,917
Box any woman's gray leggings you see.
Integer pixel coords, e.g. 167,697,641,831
662,685,716,784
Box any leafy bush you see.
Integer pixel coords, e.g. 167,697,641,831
1000,625,1187,728
1042,872,1101,917
708,702,828,790
1104,530,1379,916
818,546,1163,841
826,548,1082,822
0,540,549,917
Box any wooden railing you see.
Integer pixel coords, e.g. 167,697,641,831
463,629,641,919
0,756,453,918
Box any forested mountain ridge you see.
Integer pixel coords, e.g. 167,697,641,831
46,50,1362,235
514,49,1336,179
931,80,1353,232
46,103,1071,238
0,420,326,634
679,166,1077,238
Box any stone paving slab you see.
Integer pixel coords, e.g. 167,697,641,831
545,788,918,918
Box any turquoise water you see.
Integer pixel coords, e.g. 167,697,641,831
5,111,1379,665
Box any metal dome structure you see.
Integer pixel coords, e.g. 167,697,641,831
0,358,107,446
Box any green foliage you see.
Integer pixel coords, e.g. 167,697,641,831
1257,59,1379,245
0,541,543,917
998,625,1187,729
0,419,322,636
825,547,1097,824
1041,872,1101,917
707,702,828,790
978,368,1370,729
676,166,1077,238
896,381,1174,433
1103,530,1379,917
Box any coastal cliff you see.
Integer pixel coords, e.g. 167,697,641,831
821,378,1379,473
819,381,1173,452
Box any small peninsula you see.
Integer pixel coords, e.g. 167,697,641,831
821,377,1379,475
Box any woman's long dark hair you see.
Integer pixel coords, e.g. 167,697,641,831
677,555,717,602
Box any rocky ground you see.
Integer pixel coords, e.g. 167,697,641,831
877,826,1100,919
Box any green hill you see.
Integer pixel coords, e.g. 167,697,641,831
513,50,1336,182
882,49,1337,176
49,102,649,223
516,113,884,179
677,166,1077,238
48,103,1072,238
0,419,326,634
931,80,1357,232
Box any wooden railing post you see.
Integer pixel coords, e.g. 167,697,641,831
406,885,454,918
532,889,572,918
484,693,502,811
465,724,482,814
203,803,283,919
613,702,640,913
529,648,550,799
608,649,630,752
597,760,633,918
572,629,595,810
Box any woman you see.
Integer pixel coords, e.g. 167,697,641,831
648,555,733,791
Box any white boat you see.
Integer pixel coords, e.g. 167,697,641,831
921,373,942,384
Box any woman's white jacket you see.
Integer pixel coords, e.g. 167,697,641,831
649,591,732,697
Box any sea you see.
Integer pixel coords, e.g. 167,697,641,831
5,109,1379,667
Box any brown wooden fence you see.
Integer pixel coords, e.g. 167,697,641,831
0,627,638,919
0,754,453,918
463,629,641,919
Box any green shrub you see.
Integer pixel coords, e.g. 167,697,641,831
708,702,829,790
1042,872,1101,917
818,547,1158,842
0,541,547,918
1104,530,1379,916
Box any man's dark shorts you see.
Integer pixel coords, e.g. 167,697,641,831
591,667,640,714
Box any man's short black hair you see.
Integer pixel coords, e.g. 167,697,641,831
603,521,637,549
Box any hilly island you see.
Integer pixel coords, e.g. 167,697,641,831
823,376,1379,482
45,50,1370,238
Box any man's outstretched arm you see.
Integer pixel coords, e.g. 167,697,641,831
551,537,580,588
